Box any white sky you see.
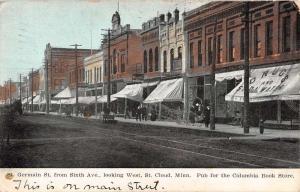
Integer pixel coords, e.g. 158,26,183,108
0,0,210,84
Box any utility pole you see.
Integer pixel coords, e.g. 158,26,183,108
9,78,11,105
70,44,82,117
4,81,6,104
19,74,22,101
210,18,217,130
31,68,34,112
243,2,250,133
95,70,98,118
45,59,49,114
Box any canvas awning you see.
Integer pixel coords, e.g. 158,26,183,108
225,64,300,102
54,87,74,99
141,81,159,88
94,95,117,103
22,97,31,104
61,97,95,105
215,70,244,82
143,78,183,103
32,95,41,104
112,84,143,102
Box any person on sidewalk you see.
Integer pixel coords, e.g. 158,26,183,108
136,105,142,122
204,105,210,128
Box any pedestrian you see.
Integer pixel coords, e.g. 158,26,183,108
150,106,157,121
141,105,147,121
136,105,141,121
204,105,210,128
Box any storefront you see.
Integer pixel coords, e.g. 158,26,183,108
144,78,183,120
225,64,300,126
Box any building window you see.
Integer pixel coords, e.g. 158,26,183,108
208,37,213,65
143,50,147,73
94,67,96,83
149,49,153,72
113,49,117,74
178,47,182,60
254,24,261,57
265,21,273,55
189,42,194,68
197,41,202,66
99,67,102,82
240,28,245,60
283,16,291,52
155,47,159,71
163,51,167,72
170,49,174,71
228,31,235,62
121,55,125,72
104,60,107,76
217,35,223,63
297,14,300,50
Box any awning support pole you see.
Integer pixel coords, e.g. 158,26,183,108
124,98,127,118
158,102,162,120
277,100,281,123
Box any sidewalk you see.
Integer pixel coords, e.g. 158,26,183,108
29,111,300,140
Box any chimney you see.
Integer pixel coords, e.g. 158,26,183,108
174,8,179,23
167,12,172,22
159,14,165,22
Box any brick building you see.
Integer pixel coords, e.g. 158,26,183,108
184,1,300,125
102,11,143,95
44,43,97,96
0,80,17,104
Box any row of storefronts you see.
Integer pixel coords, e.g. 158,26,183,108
7,1,300,129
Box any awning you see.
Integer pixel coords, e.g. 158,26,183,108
215,70,244,82
32,95,41,104
143,78,183,103
112,84,143,102
141,81,159,88
54,87,74,99
225,64,300,102
62,97,95,105
22,97,31,104
95,95,117,103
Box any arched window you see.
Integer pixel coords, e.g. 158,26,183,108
170,49,174,71
113,49,117,74
155,47,159,71
163,51,167,72
143,50,147,73
149,49,153,72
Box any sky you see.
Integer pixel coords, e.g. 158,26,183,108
0,0,209,84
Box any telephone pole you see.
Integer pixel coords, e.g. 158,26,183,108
210,18,217,130
19,74,22,101
9,78,11,105
243,2,250,134
70,44,82,117
31,68,34,112
102,29,113,113
45,59,49,114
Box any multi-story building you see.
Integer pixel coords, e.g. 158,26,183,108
159,9,185,75
84,50,103,96
0,80,17,104
44,43,97,96
102,11,143,95
184,1,300,125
